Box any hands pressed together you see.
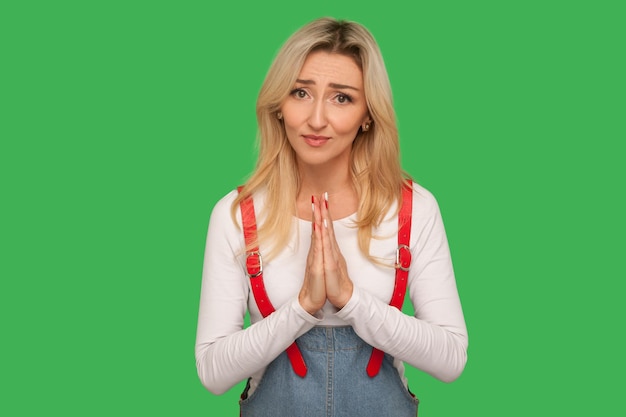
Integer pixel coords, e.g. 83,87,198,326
298,193,354,315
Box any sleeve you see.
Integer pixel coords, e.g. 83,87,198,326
195,191,320,395
335,186,468,382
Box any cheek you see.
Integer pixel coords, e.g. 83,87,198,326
329,112,364,135
282,117,300,139
281,105,305,130
282,117,303,147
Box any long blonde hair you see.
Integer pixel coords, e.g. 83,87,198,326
232,17,411,260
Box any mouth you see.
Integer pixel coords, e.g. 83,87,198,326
302,135,331,147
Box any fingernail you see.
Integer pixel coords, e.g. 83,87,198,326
313,222,316,231
323,219,328,228
311,195,315,212
324,192,329,209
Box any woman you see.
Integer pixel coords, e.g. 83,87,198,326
196,17,468,416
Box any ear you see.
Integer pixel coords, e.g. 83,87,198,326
361,116,372,132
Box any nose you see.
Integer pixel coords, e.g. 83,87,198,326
307,99,328,131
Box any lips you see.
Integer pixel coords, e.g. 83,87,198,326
302,135,330,147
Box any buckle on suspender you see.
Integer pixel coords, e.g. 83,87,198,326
245,251,263,278
395,244,411,271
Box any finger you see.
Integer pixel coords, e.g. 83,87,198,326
307,196,322,266
321,198,339,272
311,195,316,235
321,192,340,259
312,195,323,239
311,195,324,267
320,198,348,307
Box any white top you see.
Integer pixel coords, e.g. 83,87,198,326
195,182,468,395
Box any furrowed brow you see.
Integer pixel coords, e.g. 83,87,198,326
295,79,360,91
329,83,359,91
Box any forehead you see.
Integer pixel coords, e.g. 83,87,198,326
298,51,363,87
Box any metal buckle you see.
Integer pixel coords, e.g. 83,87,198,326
245,251,263,278
395,245,411,271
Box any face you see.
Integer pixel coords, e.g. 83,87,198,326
280,51,370,169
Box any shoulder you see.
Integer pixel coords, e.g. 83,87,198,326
205,189,242,237
410,181,439,209
210,189,239,218
377,181,440,226
409,181,443,220
209,187,269,226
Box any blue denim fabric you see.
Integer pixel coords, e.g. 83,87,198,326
240,326,418,417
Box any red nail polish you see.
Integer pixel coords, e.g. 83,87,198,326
311,195,314,203
325,199,328,209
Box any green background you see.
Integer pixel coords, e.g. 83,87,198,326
2,0,624,415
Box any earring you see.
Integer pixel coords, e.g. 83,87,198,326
363,122,371,131
277,112,283,120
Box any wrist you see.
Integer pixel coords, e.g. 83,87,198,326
298,293,321,316
334,282,354,310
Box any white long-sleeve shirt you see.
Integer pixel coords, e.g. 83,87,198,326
195,183,468,395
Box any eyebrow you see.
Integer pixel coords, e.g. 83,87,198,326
295,79,360,91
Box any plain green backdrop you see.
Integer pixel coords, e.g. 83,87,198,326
1,0,624,415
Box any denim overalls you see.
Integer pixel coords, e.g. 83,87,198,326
240,326,418,417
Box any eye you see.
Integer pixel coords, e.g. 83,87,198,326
291,88,309,99
335,93,353,104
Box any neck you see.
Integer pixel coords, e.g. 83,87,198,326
298,162,352,198
294,156,359,221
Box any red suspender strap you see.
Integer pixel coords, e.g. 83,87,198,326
237,187,308,377
366,182,413,377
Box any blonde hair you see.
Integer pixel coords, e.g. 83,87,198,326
232,17,411,260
